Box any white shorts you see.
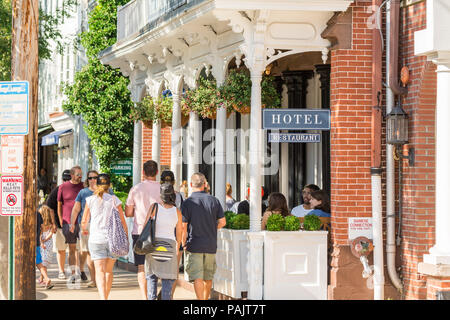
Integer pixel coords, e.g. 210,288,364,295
52,228,79,253
79,223,90,253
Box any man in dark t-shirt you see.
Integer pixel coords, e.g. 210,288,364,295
57,166,84,282
181,173,226,300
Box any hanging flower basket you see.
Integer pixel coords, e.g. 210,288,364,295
222,69,281,115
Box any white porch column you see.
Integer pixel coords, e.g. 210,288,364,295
425,64,450,265
415,0,450,270
215,77,227,209
247,69,265,300
132,120,142,185
152,120,161,179
171,91,182,191
187,112,200,195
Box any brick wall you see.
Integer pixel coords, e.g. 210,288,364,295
141,123,172,177
328,1,378,299
399,0,437,300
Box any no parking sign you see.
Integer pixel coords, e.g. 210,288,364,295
1,175,23,216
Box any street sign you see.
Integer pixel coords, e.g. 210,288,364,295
263,109,330,130
1,175,23,216
268,133,321,143
0,81,29,135
1,135,24,175
111,159,133,176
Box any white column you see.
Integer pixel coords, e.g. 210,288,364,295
215,82,227,209
132,120,142,185
171,92,182,191
424,64,450,265
247,70,264,300
187,112,200,195
152,120,161,180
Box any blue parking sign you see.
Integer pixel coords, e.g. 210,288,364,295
0,81,29,135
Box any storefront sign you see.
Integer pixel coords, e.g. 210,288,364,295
0,81,29,135
268,133,321,143
111,159,133,176
263,109,330,130
0,135,24,175
1,175,23,216
348,217,373,240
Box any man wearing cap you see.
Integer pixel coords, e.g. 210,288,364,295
45,169,71,279
125,160,161,300
58,166,84,283
181,172,226,300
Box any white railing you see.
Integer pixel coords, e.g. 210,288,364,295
117,0,189,42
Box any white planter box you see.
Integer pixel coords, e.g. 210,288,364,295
262,231,328,300
213,228,249,298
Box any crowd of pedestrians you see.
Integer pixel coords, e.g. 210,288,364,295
36,161,329,300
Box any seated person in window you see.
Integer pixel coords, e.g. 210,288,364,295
306,190,331,218
261,192,291,230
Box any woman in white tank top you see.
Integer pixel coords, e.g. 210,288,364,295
145,183,182,300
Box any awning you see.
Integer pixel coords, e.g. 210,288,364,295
41,129,72,146
38,124,52,134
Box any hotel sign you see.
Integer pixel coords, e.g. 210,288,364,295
263,109,330,130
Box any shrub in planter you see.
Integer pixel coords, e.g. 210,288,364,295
231,214,250,230
303,214,322,231
224,211,236,229
266,214,285,231
284,215,301,231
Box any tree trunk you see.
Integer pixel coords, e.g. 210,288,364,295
11,0,39,300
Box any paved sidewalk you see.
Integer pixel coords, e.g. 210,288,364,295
36,258,197,300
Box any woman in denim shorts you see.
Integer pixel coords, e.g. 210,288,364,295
81,174,128,300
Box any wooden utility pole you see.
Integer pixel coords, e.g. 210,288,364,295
11,0,39,300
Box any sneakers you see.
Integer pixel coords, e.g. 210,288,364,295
80,271,88,281
69,275,76,284
58,272,66,280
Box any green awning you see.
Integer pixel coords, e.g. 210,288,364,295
38,124,53,134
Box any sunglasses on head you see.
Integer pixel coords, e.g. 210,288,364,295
88,176,98,180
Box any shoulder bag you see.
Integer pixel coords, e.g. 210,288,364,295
107,197,129,257
133,202,158,255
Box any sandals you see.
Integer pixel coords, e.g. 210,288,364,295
45,280,54,290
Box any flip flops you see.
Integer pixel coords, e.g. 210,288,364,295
45,280,54,290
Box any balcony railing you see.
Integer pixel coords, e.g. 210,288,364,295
117,0,191,42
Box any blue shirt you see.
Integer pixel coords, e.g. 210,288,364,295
75,188,114,224
306,209,331,218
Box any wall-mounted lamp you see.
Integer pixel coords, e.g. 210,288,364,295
386,100,414,166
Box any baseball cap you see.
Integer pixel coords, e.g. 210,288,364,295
62,169,71,181
160,182,176,206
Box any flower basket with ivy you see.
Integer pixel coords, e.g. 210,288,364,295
181,77,232,120
221,69,281,115
131,95,189,128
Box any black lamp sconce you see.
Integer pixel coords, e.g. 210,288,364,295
386,100,414,166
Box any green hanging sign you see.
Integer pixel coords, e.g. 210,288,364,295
111,159,133,176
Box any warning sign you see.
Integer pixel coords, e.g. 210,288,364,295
348,217,373,240
1,135,24,175
1,175,23,216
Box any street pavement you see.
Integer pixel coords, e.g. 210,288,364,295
36,257,197,300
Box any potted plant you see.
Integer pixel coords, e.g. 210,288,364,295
181,77,232,120
131,95,188,129
261,213,328,300
221,69,281,114
214,211,250,299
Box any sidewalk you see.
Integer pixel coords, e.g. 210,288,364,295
36,257,197,300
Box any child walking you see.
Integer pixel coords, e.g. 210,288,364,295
37,205,54,289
